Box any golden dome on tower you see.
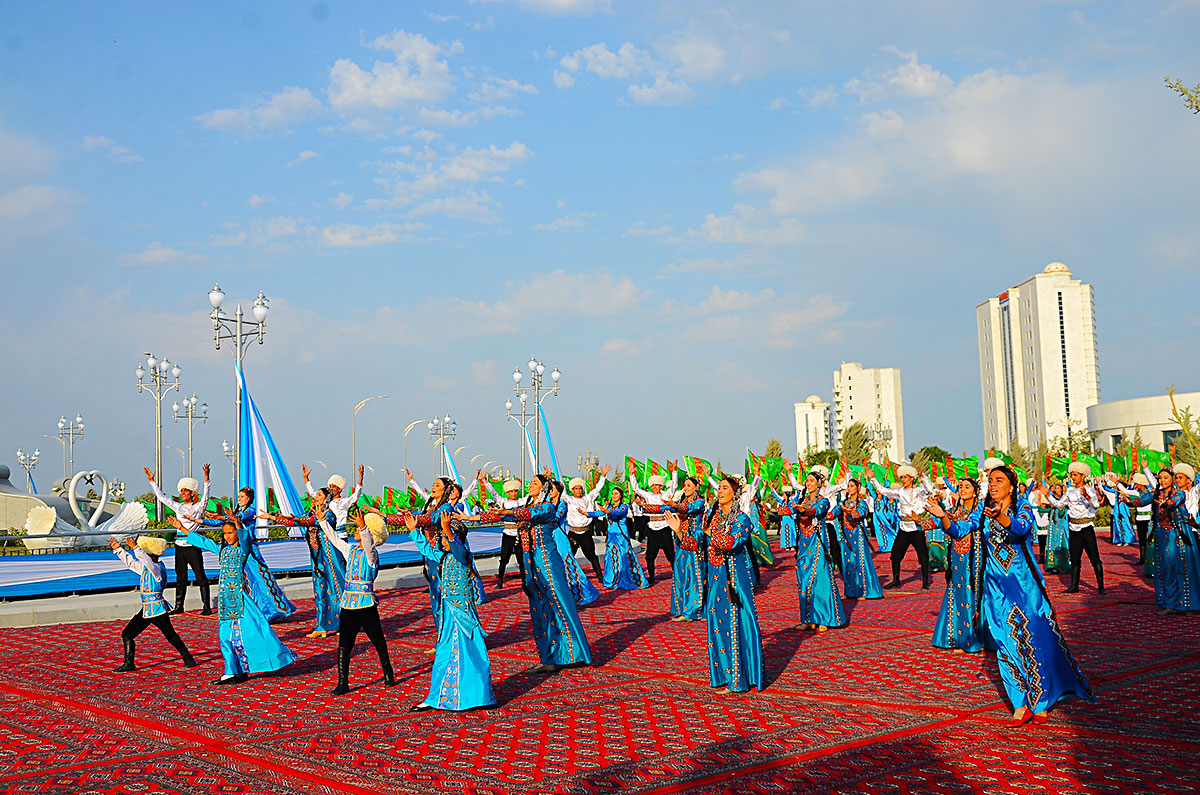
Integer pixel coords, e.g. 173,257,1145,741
1043,262,1071,274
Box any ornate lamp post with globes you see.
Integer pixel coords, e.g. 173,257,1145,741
505,355,560,482
206,283,269,493
57,414,85,476
428,414,457,478
136,353,182,522
15,448,38,493
173,393,207,479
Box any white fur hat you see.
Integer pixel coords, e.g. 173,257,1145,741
177,477,199,494
137,535,167,556
983,457,1004,471
811,464,830,479
569,477,586,491
327,474,347,491
648,475,666,488
1173,462,1196,482
896,464,918,479
780,485,794,494
1067,462,1091,477
503,479,522,492
935,476,947,487
1132,473,1151,487
364,513,388,545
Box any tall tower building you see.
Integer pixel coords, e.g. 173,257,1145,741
976,262,1100,451
793,395,833,456
832,362,905,462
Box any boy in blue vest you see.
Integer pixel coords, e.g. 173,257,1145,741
109,535,198,672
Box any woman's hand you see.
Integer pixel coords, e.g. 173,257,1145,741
108,537,120,550
404,514,419,532
663,512,682,532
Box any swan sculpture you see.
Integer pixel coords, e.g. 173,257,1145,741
24,470,148,551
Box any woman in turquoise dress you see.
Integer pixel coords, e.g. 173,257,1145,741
202,487,296,623
550,493,599,606
779,472,846,631
272,488,344,638
172,513,296,684
1042,482,1071,574
583,486,647,591
370,478,455,624
644,476,707,621
771,486,798,554
665,475,764,693
1126,468,1200,614
980,466,1093,727
927,479,994,653
405,509,495,710
868,482,898,552
838,479,883,600
483,475,592,673
1101,475,1137,547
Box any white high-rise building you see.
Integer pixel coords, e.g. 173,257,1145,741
832,362,905,462
793,395,833,456
976,262,1100,452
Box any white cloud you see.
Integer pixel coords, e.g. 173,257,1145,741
287,150,319,167
330,192,354,209
320,221,425,247
800,86,837,107
661,36,725,82
0,129,57,185
328,30,461,113
82,136,141,163
691,204,805,245
534,211,596,230
196,86,323,134
409,191,499,224
417,108,478,127
628,75,693,106
246,194,272,209
601,337,632,352
768,97,790,111
468,76,538,104
441,142,531,182
559,42,650,80
736,154,889,215
209,229,248,248
695,286,775,314
862,110,904,139
0,184,76,229
845,47,952,102
661,253,753,274
510,0,612,15
118,241,204,267
623,222,676,239
553,70,575,89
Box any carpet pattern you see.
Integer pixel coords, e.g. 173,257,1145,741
0,544,1194,794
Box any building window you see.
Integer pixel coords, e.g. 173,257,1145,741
1164,429,1182,450
1110,433,1122,451
1058,291,1071,418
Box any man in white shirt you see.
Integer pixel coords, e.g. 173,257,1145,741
871,465,934,590
1042,462,1104,594
484,475,528,587
629,463,678,584
144,464,212,614
564,466,611,581
302,465,364,529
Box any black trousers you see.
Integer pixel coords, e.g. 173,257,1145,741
826,524,843,572
497,533,527,582
174,545,210,608
644,528,676,582
338,605,388,657
568,526,604,580
1135,519,1150,561
1069,525,1103,579
122,610,190,656
890,530,930,582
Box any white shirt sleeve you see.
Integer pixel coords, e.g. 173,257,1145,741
114,546,144,575
305,479,317,497
587,476,606,500
320,518,351,557
409,477,429,500
357,524,379,567
1043,490,1068,508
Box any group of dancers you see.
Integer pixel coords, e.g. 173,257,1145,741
111,454,1200,728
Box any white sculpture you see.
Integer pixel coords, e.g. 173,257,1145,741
23,470,148,550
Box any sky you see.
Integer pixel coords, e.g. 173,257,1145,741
1,0,1198,496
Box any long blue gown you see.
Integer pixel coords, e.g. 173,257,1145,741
786,493,847,629
839,496,883,600
202,507,296,622
645,500,706,619
189,529,296,676
384,502,453,621
868,483,898,552
588,504,648,590
773,490,797,549
510,501,593,667
282,508,345,632
981,500,1093,712
1144,488,1200,611
691,506,763,692
933,503,995,652
1102,485,1137,546
409,529,496,710
550,502,599,605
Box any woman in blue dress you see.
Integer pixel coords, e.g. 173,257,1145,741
644,476,707,621
370,478,455,623
1042,482,1071,574
202,486,296,623
446,481,488,606
549,488,599,606
664,475,763,693
838,478,883,600
771,485,798,554
927,478,994,653
407,509,496,710
171,512,296,684
1126,467,1200,614
980,466,1093,727
1100,474,1137,547
483,475,592,674
868,481,898,552
780,472,846,631
582,486,647,591
272,488,344,638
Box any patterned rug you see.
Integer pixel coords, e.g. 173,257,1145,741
0,544,1193,794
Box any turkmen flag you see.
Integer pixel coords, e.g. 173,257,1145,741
950,456,978,479
685,456,713,480
1050,457,1069,478
761,456,786,483
750,520,774,565
626,456,648,488
1079,454,1104,476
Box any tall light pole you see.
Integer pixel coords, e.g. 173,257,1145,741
222,440,236,498
137,354,182,521
866,421,894,465
427,414,457,477
173,393,207,478
351,395,388,476
505,393,534,483
40,434,66,481
57,413,85,475
207,283,269,491
577,449,600,478
402,419,424,477
509,355,560,476
15,448,39,493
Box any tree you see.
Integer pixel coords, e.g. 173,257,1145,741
1008,442,1033,474
765,437,783,458
1114,424,1146,462
1170,406,1200,468
911,445,950,474
1166,76,1200,115
808,449,841,469
1048,430,1096,457
840,422,872,464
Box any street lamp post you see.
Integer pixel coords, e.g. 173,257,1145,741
207,283,270,492
57,414,85,476
15,448,39,493
172,393,208,478
351,395,388,476
222,440,236,498
866,421,894,466
427,414,457,477
136,353,182,522
40,435,65,482
509,356,560,475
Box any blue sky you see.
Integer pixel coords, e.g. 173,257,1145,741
1,0,1198,495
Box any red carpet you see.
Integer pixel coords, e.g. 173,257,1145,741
0,545,1194,794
